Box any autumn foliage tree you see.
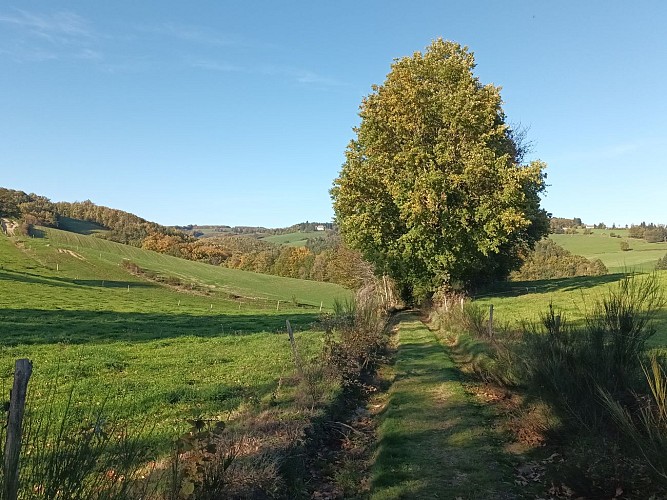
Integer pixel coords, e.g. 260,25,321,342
510,239,607,280
331,39,549,300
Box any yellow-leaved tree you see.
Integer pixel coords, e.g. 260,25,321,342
331,39,549,302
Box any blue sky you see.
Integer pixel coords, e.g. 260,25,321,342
1,1,665,227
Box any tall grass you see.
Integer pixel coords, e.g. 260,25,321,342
322,278,396,393
429,273,667,490
518,273,664,425
0,376,157,499
430,272,666,426
600,355,667,483
428,291,521,385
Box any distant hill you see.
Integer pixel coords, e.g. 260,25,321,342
0,223,350,308
176,221,334,239
0,187,366,288
0,187,182,245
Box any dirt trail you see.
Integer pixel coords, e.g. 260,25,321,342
371,312,519,499
57,248,86,260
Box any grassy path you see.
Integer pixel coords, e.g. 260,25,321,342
371,312,518,499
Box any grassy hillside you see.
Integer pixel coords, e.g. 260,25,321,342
42,226,348,308
0,227,350,454
551,232,667,273
261,230,324,246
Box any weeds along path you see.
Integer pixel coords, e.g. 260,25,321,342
371,312,518,499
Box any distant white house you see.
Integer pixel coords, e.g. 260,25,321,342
316,225,325,231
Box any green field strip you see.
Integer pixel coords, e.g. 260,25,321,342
261,231,324,246
371,313,517,499
551,233,667,273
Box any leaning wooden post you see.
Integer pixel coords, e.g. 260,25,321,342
488,304,494,338
285,320,303,375
4,358,33,500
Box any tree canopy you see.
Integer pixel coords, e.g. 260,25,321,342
510,239,607,281
331,39,549,300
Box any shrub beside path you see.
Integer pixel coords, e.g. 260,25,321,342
371,312,518,499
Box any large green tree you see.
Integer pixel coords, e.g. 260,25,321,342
331,39,549,299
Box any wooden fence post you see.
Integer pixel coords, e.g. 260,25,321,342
285,320,303,375
4,358,32,500
488,304,494,338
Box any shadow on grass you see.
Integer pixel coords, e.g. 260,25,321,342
57,217,107,235
0,268,155,289
476,273,628,298
29,227,46,238
0,308,322,346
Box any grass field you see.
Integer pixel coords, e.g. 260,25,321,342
483,233,667,347
0,227,350,455
475,271,667,347
551,232,667,273
261,231,325,247
42,227,347,308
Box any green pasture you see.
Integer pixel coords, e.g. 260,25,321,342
475,271,667,347
42,227,348,308
551,233,667,273
261,231,324,247
190,226,234,237
488,232,667,339
0,228,349,453
589,228,629,236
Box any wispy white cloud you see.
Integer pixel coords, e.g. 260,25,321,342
0,9,100,62
188,58,242,72
258,64,348,88
137,22,243,47
0,45,58,62
187,57,346,88
0,11,346,88
0,9,92,41
76,48,102,60
294,70,346,87
600,141,643,158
